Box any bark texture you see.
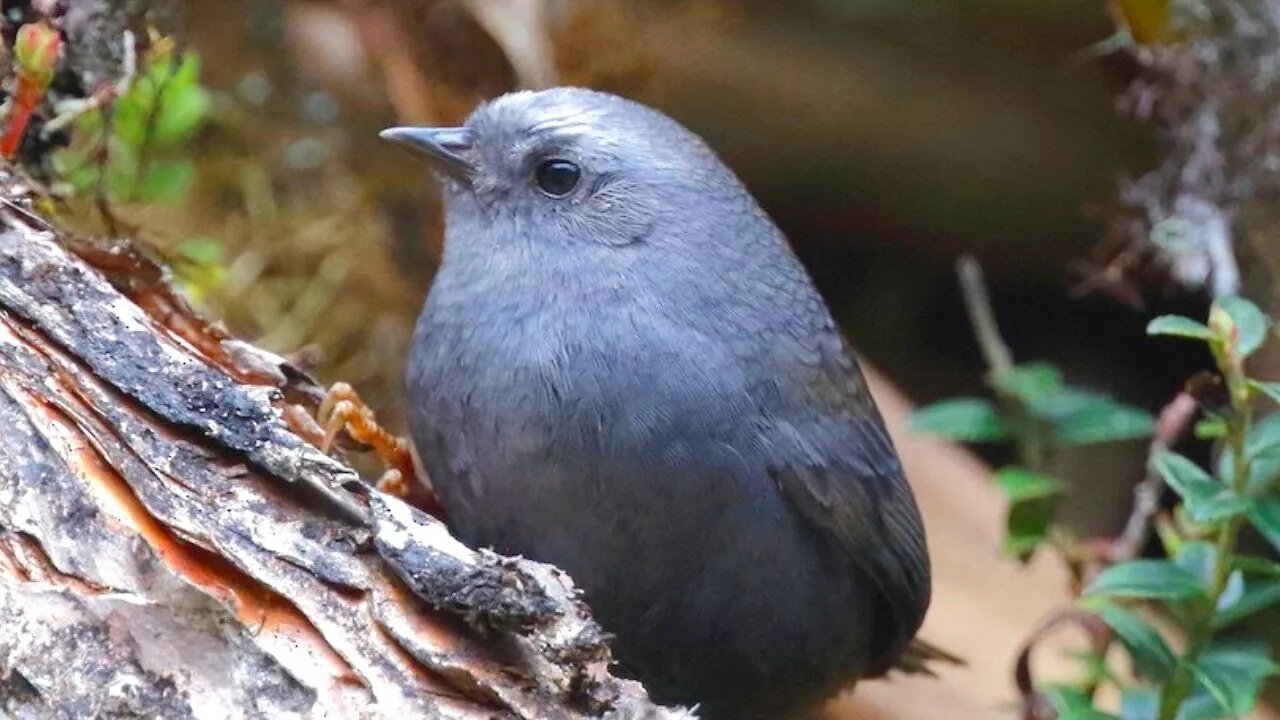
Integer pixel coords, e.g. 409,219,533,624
0,174,689,720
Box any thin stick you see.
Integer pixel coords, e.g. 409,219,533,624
956,255,1015,378
1109,391,1198,562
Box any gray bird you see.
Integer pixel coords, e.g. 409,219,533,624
384,88,937,719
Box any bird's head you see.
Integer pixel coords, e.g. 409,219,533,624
381,88,749,259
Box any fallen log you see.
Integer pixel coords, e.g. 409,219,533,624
0,172,688,720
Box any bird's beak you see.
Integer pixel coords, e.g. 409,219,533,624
379,126,477,183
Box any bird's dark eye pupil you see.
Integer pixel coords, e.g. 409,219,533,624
535,159,581,197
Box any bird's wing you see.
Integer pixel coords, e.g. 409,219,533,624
764,335,931,676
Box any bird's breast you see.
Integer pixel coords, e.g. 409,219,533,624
403,279,881,713
405,285,766,522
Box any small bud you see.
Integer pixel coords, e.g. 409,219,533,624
1208,305,1238,355
1185,370,1228,408
146,28,176,66
14,22,63,90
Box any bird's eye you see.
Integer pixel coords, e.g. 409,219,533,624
534,159,581,197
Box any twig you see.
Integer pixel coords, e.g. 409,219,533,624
42,31,137,138
956,255,1057,473
93,103,120,235
1108,391,1198,563
957,254,1015,378
1014,609,1111,720
455,0,558,89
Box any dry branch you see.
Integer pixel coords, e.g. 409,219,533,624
0,173,688,720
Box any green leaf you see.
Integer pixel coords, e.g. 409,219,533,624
1239,409,1280,486
1232,555,1280,577
994,467,1064,502
909,398,1009,442
1216,570,1245,613
154,82,210,145
1059,709,1120,720
1151,450,1251,523
1155,518,1183,558
1174,697,1225,720
1248,499,1280,555
113,72,160,151
1001,533,1045,559
1245,412,1280,460
145,43,179,84
59,158,99,193
1194,416,1228,440
1249,380,1280,405
1226,425,1280,491
175,236,223,266
1178,643,1279,720
1214,577,1280,629
995,467,1063,561
1041,685,1094,714
1042,685,1118,719
1121,688,1160,720
1175,540,1217,588
1084,560,1206,602
1054,398,1155,445
1202,642,1280,684
991,364,1153,446
1193,494,1253,524
101,138,139,200
136,159,195,203
1147,315,1212,340
1087,601,1176,681
153,53,210,145
1214,296,1271,359
993,362,1062,411
1191,663,1234,717
1248,456,1280,494
1004,505,1058,560
107,50,209,153
1153,449,1215,492
1032,385,1099,419
1173,692,1221,720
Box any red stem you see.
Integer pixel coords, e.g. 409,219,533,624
1,81,41,159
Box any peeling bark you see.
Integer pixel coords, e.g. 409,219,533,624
0,177,690,720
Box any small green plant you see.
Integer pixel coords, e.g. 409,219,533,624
913,360,1155,564
1084,295,1280,720
1,21,63,159
915,259,1280,720
912,258,1155,575
45,33,220,304
53,36,210,204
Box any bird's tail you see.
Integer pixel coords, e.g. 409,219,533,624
890,638,965,677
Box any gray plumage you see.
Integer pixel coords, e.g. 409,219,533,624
395,88,932,719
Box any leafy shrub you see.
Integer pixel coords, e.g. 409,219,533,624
914,280,1280,720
